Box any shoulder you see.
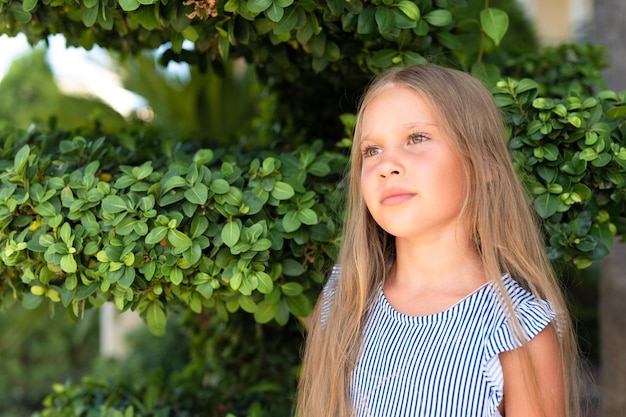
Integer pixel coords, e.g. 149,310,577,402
485,275,557,354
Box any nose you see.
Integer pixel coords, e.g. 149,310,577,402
377,150,404,178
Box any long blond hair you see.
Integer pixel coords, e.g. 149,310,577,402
296,64,579,417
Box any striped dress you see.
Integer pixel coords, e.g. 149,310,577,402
321,267,555,417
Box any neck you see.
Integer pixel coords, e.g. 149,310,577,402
391,230,485,291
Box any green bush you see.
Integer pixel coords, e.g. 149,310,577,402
0,129,346,335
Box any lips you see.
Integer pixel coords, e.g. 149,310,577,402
380,187,415,205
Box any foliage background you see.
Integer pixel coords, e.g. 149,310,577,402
1,0,625,415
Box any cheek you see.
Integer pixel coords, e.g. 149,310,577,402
359,169,378,211
443,162,469,206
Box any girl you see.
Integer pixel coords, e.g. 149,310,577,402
296,64,579,417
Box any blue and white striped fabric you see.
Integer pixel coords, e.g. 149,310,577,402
322,267,555,417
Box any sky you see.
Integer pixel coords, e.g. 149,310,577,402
0,33,146,117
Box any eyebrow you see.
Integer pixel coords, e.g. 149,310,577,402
360,122,438,142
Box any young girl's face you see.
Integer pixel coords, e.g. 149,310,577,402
359,84,468,244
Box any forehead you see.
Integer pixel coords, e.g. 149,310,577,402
360,85,438,135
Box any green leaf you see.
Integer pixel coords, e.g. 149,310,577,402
239,295,258,313
479,7,509,46
59,222,73,244
137,5,159,30
190,215,209,238
251,238,272,251
423,9,452,27
224,0,239,12
222,221,241,248
281,282,303,296
230,272,243,291
282,258,305,276
369,49,396,68
98,8,114,30
256,271,274,294
184,183,208,205
35,201,57,217
119,0,141,11
573,256,593,269
591,153,611,167
375,7,394,34
211,178,230,194
77,282,99,301
579,148,598,161
590,223,614,255
254,300,279,323
282,210,301,233
140,261,156,281
133,162,153,180
145,301,167,336
114,175,136,189
327,0,344,15
168,229,193,249
271,181,295,200
60,254,77,273
22,292,44,310
607,105,626,119
82,4,98,27
183,243,202,265
9,6,31,23
196,282,214,299
533,193,559,219
435,31,462,50
516,78,539,94
23,0,38,12
145,226,168,245
542,144,559,161
403,51,428,65
161,175,187,193
308,160,331,176
325,41,341,62
119,267,136,288
267,2,284,22
286,294,311,317
298,208,318,225
273,6,298,33
248,0,272,13
397,0,419,20
357,6,376,34
170,267,183,285
296,16,315,43
308,32,326,58
567,115,582,128
102,195,128,214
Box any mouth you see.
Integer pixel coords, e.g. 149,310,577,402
380,188,415,205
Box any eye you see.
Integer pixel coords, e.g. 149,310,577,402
408,132,428,145
362,145,381,158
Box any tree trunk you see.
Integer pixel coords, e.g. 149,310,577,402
600,241,626,416
593,0,626,92
593,1,626,415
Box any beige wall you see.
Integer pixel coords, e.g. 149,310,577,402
517,0,593,45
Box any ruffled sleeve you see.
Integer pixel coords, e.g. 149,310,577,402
483,275,557,416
